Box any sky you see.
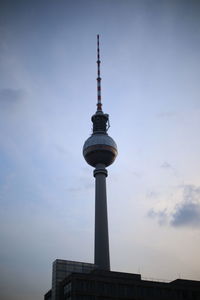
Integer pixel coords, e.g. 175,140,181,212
0,0,200,299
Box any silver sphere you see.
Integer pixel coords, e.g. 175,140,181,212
83,133,118,167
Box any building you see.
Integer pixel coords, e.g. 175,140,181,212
44,36,200,299
45,260,96,300
45,263,200,300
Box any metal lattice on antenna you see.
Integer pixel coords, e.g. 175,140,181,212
97,34,102,111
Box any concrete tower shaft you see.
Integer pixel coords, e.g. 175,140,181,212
83,35,117,271
94,164,110,270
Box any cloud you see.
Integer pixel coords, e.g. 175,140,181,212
160,161,178,177
171,185,200,227
160,161,172,169
0,88,25,108
182,184,200,203
148,184,200,228
171,202,200,227
148,209,168,226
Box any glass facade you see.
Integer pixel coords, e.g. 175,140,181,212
52,259,95,300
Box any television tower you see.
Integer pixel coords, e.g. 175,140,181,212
83,35,118,271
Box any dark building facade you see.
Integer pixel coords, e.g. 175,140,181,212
45,264,200,300
46,260,96,300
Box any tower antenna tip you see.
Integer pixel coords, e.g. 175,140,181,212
96,35,102,111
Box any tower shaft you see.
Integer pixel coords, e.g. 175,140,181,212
83,35,117,271
94,164,110,270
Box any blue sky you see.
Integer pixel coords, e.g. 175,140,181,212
1,0,200,299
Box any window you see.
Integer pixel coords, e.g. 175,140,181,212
64,282,71,295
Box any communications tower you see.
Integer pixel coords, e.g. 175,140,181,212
83,35,118,271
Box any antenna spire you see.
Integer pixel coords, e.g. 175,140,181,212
97,34,102,111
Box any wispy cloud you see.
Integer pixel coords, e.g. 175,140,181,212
160,161,179,177
148,208,168,226
148,184,200,228
160,161,172,169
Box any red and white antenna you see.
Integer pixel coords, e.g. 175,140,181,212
96,34,102,111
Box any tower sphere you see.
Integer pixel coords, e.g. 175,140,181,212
83,133,117,167
83,34,117,168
